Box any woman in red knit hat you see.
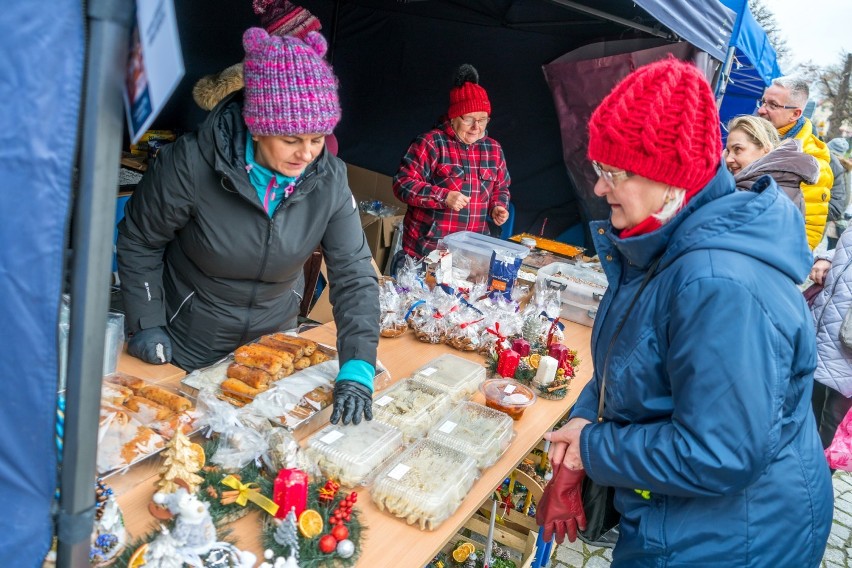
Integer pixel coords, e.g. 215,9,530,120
536,58,831,566
391,64,511,269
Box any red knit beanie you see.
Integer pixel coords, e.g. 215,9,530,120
448,64,491,119
588,58,721,194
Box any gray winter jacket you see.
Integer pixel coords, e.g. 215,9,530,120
117,95,379,370
829,154,849,222
812,228,852,397
734,138,818,216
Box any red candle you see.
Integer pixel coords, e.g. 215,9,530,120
511,338,531,357
548,343,570,370
497,349,521,378
273,468,308,519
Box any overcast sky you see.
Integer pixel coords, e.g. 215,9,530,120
768,0,852,71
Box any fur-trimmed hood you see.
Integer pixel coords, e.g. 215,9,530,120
192,62,244,111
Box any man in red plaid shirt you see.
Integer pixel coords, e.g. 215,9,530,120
393,64,511,262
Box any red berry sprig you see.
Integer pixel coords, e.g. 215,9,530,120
329,491,357,525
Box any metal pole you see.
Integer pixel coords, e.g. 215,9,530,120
714,45,737,108
546,0,674,40
57,0,135,566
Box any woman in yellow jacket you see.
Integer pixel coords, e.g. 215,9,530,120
758,76,833,249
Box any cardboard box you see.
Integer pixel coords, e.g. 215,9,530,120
346,164,406,273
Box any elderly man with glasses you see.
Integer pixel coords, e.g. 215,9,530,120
758,76,833,249
392,64,511,268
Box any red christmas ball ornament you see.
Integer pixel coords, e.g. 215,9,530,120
319,534,337,554
331,524,349,542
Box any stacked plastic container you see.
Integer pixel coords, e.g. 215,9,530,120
427,401,515,469
410,354,486,402
372,378,453,443
371,439,479,530
535,262,608,327
305,420,404,487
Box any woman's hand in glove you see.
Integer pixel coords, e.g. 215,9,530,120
127,326,172,365
330,380,373,425
535,465,588,544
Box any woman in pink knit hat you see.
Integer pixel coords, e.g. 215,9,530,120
118,28,378,425
536,58,831,566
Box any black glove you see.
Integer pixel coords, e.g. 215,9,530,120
127,326,172,365
330,380,373,425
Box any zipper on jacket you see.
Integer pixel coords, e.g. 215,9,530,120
169,291,195,324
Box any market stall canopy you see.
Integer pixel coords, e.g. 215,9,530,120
718,0,783,124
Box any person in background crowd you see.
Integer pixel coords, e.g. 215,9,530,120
810,228,852,451
724,114,819,215
825,137,850,249
391,64,511,270
537,58,831,567
117,28,379,425
757,75,833,249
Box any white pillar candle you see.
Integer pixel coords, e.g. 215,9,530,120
533,355,558,386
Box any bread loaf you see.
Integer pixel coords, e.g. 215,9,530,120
221,378,268,404
258,336,304,359
269,333,317,356
227,363,274,389
138,385,192,412
308,350,330,365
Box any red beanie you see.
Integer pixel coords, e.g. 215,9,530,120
448,64,491,119
588,58,721,194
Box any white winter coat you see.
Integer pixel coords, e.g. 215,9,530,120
812,229,852,397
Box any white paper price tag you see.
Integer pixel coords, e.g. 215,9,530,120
418,367,437,377
375,395,394,407
504,384,517,394
320,430,344,445
387,463,410,480
438,420,457,433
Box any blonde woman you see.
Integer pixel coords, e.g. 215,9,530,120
725,114,819,215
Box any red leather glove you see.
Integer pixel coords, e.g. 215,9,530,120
536,465,587,544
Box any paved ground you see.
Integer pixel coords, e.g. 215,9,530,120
547,471,852,568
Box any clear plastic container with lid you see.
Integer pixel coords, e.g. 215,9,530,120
372,378,453,443
427,401,515,469
372,438,479,530
305,420,404,487
411,354,486,401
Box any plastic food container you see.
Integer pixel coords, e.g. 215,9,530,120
411,354,486,402
480,378,537,420
428,401,515,469
372,378,454,443
443,231,530,280
372,439,479,530
306,420,404,487
535,262,608,327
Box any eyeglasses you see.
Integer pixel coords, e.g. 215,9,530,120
591,161,631,188
756,98,799,111
459,116,490,127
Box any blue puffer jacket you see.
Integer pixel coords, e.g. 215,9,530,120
572,166,832,567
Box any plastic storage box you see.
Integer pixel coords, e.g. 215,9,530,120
428,401,515,469
411,354,486,401
535,262,608,327
306,420,404,487
443,231,530,281
372,438,479,530
372,378,454,443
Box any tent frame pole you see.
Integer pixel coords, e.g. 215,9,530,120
56,0,134,566
546,0,674,40
714,45,737,108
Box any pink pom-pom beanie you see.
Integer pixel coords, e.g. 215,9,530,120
241,27,340,136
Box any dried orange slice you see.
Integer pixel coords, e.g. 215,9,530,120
190,442,205,469
128,543,148,567
529,353,542,369
452,545,471,562
298,509,324,538
461,542,476,555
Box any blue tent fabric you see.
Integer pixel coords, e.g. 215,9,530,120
718,0,782,125
0,1,84,565
635,0,736,62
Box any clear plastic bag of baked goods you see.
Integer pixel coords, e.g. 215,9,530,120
210,424,269,471
379,278,408,338
414,291,457,344
444,302,486,352
97,404,165,474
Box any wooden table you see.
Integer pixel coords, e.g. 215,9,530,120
113,321,593,566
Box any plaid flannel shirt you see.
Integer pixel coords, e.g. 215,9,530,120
393,123,511,258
